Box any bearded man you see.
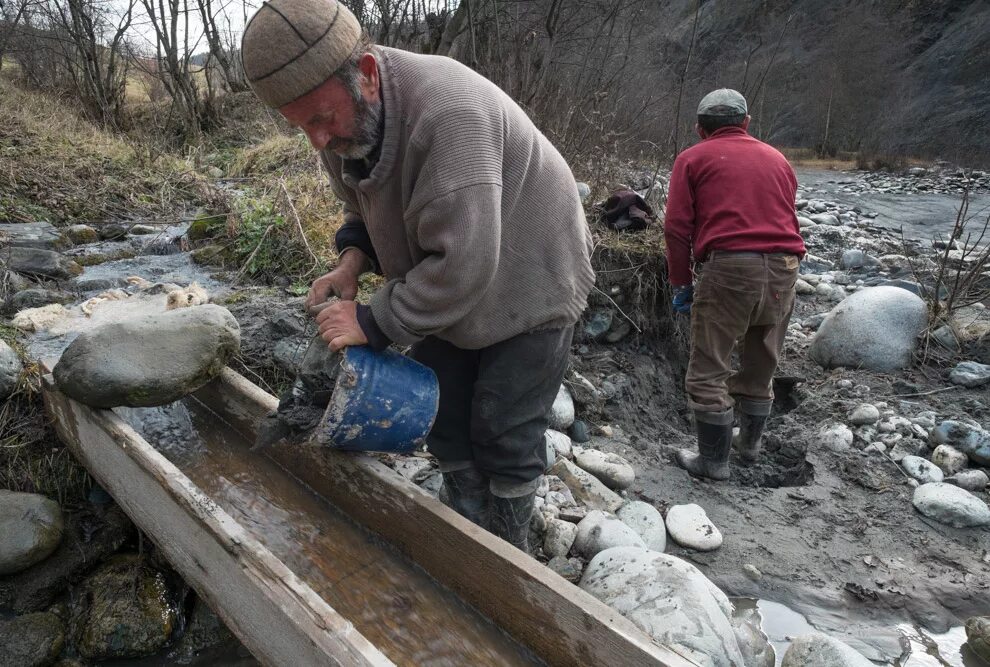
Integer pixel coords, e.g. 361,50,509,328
241,0,594,553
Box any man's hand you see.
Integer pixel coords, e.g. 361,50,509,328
672,284,694,314
304,250,369,314
316,301,368,352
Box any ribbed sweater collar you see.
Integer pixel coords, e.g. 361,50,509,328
342,46,401,192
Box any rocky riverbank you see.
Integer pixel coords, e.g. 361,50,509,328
1,164,989,665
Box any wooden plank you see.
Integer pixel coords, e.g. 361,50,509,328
195,368,699,667
41,374,394,667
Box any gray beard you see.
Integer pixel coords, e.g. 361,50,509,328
331,95,383,161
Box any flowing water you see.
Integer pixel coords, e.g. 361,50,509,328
735,598,981,667
118,399,540,667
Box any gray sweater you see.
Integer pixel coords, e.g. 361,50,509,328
321,47,594,350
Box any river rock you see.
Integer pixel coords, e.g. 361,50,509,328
901,456,944,484
810,213,840,226
550,458,623,513
65,224,99,245
69,554,177,660
912,483,990,528
0,340,22,398
574,511,645,559
545,429,572,460
809,286,927,372
617,501,666,552
0,221,64,250
6,288,74,313
580,547,744,666
576,182,591,202
797,216,816,229
53,304,240,408
848,404,880,425
543,518,578,558
547,555,583,582
930,421,990,466
946,469,989,492
966,616,990,664
548,384,575,430
733,616,774,667
949,361,990,388
795,278,815,295
931,445,968,476
573,449,634,490
838,249,880,270
780,633,873,666
665,504,722,551
0,612,65,667
0,491,64,576
3,247,82,280
817,423,853,452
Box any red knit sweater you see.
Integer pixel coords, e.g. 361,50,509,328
663,127,806,286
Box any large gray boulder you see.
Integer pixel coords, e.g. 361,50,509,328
0,612,65,667
0,340,22,398
912,483,990,528
2,247,82,280
781,633,873,666
53,304,240,408
809,286,927,371
580,547,744,666
0,221,64,250
0,491,64,575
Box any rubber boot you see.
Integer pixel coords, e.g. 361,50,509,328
439,466,491,529
490,484,538,554
733,412,768,465
676,412,732,481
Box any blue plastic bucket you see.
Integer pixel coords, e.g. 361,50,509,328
316,345,439,453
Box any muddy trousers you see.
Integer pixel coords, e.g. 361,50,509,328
686,252,799,420
410,327,573,490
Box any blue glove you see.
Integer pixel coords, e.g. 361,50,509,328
672,285,694,314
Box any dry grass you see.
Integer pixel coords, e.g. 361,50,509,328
0,73,220,224
0,328,91,504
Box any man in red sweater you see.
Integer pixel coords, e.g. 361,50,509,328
664,89,806,480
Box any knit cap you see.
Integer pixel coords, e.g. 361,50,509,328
697,88,748,117
241,0,362,109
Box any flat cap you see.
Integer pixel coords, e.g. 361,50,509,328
697,89,748,117
241,0,362,109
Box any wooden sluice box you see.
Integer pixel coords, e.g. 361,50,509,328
41,364,696,667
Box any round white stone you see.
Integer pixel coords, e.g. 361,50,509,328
665,504,723,551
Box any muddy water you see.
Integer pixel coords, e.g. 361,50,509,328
735,598,981,667
118,398,539,667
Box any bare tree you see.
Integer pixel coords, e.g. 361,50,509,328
0,0,31,71
195,0,247,92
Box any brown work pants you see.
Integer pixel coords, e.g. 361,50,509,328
686,251,799,418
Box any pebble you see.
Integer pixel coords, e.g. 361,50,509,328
912,483,990,528
848,404,880,425
548,385,575,430
547,555,583,582
901,456,944,484
743,564,763,581
543,519,578,558
665,503,723,551
573,449,635,490
570,419,590,443
574,511,646,559
931,445,968,477
817,423,853,452
949,361,990,388
945,469,989,492
558,506,588,523
617,501,666,552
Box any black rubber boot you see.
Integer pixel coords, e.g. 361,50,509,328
490,490,537,554
439,467,491,529
733,412,768,465
676,418,732,481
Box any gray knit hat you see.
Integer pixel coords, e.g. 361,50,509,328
241,0,362,109
697,88,748,116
